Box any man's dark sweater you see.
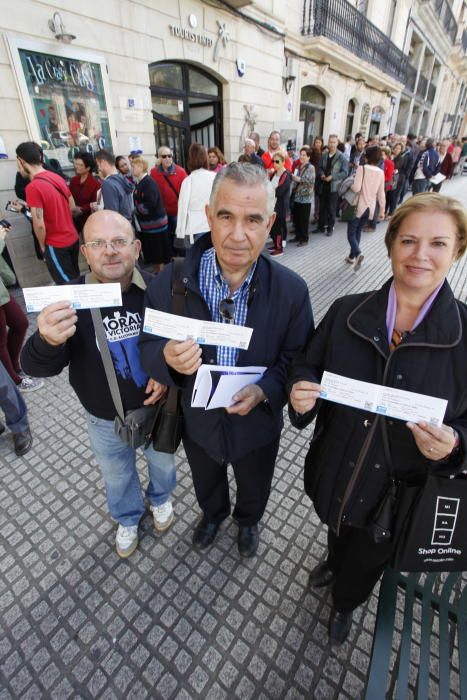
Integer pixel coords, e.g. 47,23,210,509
21,269,153,420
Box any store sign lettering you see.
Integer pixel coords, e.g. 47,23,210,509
25,55,95,92
168,24,213,46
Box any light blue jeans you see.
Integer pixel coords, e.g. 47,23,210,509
86,412,176,526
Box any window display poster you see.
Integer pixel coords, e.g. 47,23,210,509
19,49,112,168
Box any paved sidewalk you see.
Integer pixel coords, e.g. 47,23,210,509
1,180,466,699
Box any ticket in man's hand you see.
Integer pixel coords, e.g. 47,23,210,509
23,284,122,312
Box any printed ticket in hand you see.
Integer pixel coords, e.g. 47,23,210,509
143,308,253,350
320,371,447,427
23,284,122,312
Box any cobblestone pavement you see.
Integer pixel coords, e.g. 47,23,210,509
1,180,466,700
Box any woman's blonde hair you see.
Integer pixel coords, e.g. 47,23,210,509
385,193,467,260
273,150,287,163
131,156,149,172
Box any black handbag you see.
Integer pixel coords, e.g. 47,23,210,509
391,474,467,572
151,257,185,454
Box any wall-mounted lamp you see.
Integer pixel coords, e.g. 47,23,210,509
48,12,76,43
283,58,297,95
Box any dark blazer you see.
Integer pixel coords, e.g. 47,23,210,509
139,234,314,463
288,278,467,534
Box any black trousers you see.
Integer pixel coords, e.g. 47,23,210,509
327,525,392,613
183,435,280,526
292,202,311,241
44,241,80,285
318,190,338,232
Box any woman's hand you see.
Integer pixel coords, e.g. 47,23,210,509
290,381,322,415
407,421,458,461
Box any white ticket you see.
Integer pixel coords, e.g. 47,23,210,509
23,284,122,312
143,308,253,350
320,371,447,427
192,364,266,410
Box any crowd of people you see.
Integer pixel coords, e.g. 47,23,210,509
1,129,466,650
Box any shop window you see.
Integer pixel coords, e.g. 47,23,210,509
18,47,112,169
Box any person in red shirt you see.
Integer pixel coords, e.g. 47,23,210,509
261,131,292,173
69,152,101,235
382,147,395,219
16,142,80,284
150,146,187,245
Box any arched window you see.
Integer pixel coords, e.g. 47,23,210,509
346,99,356,137
300,86,326,145
149,61,222,169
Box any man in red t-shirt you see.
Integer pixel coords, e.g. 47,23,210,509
261,131,292,173
16,142,79,284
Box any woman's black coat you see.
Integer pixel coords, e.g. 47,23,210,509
288,278,467,535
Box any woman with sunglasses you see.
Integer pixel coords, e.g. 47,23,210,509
269,151,291,257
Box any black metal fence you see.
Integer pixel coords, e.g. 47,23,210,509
302,0,408,83
433,0,457,43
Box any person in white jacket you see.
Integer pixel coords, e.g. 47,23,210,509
175,144,216,250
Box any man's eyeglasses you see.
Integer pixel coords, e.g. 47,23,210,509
219,297,235,323
83,238,134,251
160,154,173,159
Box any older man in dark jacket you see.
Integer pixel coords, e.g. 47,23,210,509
139,163,313,557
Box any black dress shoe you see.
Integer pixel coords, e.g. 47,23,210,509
13,428,33,457
326,228,334,237
0,421,5,436
238,524,259,558
192,518,219,550
309,561,335,588
328,608,352,645
311,227,324,234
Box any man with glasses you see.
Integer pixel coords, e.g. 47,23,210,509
139,163,313,558
150,147,187,247
21,210,176,559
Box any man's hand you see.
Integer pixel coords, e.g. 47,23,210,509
90,202,99,213
72,206,83,216
407,421,458,461
163,339,202,375
225,384,266,416
290,381,322,414
37,301,78,346
143,378,166,405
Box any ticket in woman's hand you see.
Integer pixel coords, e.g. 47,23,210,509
320,371,447,426
23,284,122,312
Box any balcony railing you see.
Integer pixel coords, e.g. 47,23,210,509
433,0,457,43
416,73,428,100
406,63,417,93
302,0,408,83
427,81,437,104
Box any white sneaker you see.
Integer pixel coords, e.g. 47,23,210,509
17,376,44,393
354,254,364,271
150,501,174,532
116,524,138,558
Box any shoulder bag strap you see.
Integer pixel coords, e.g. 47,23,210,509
34,175,69,202
87,274,125,422
165,258,186,412
163,172,180,200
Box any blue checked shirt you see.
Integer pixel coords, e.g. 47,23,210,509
198,247,256,366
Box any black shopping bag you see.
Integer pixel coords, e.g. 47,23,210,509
391,475,467,572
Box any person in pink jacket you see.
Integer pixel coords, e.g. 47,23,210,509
345,146,385,271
